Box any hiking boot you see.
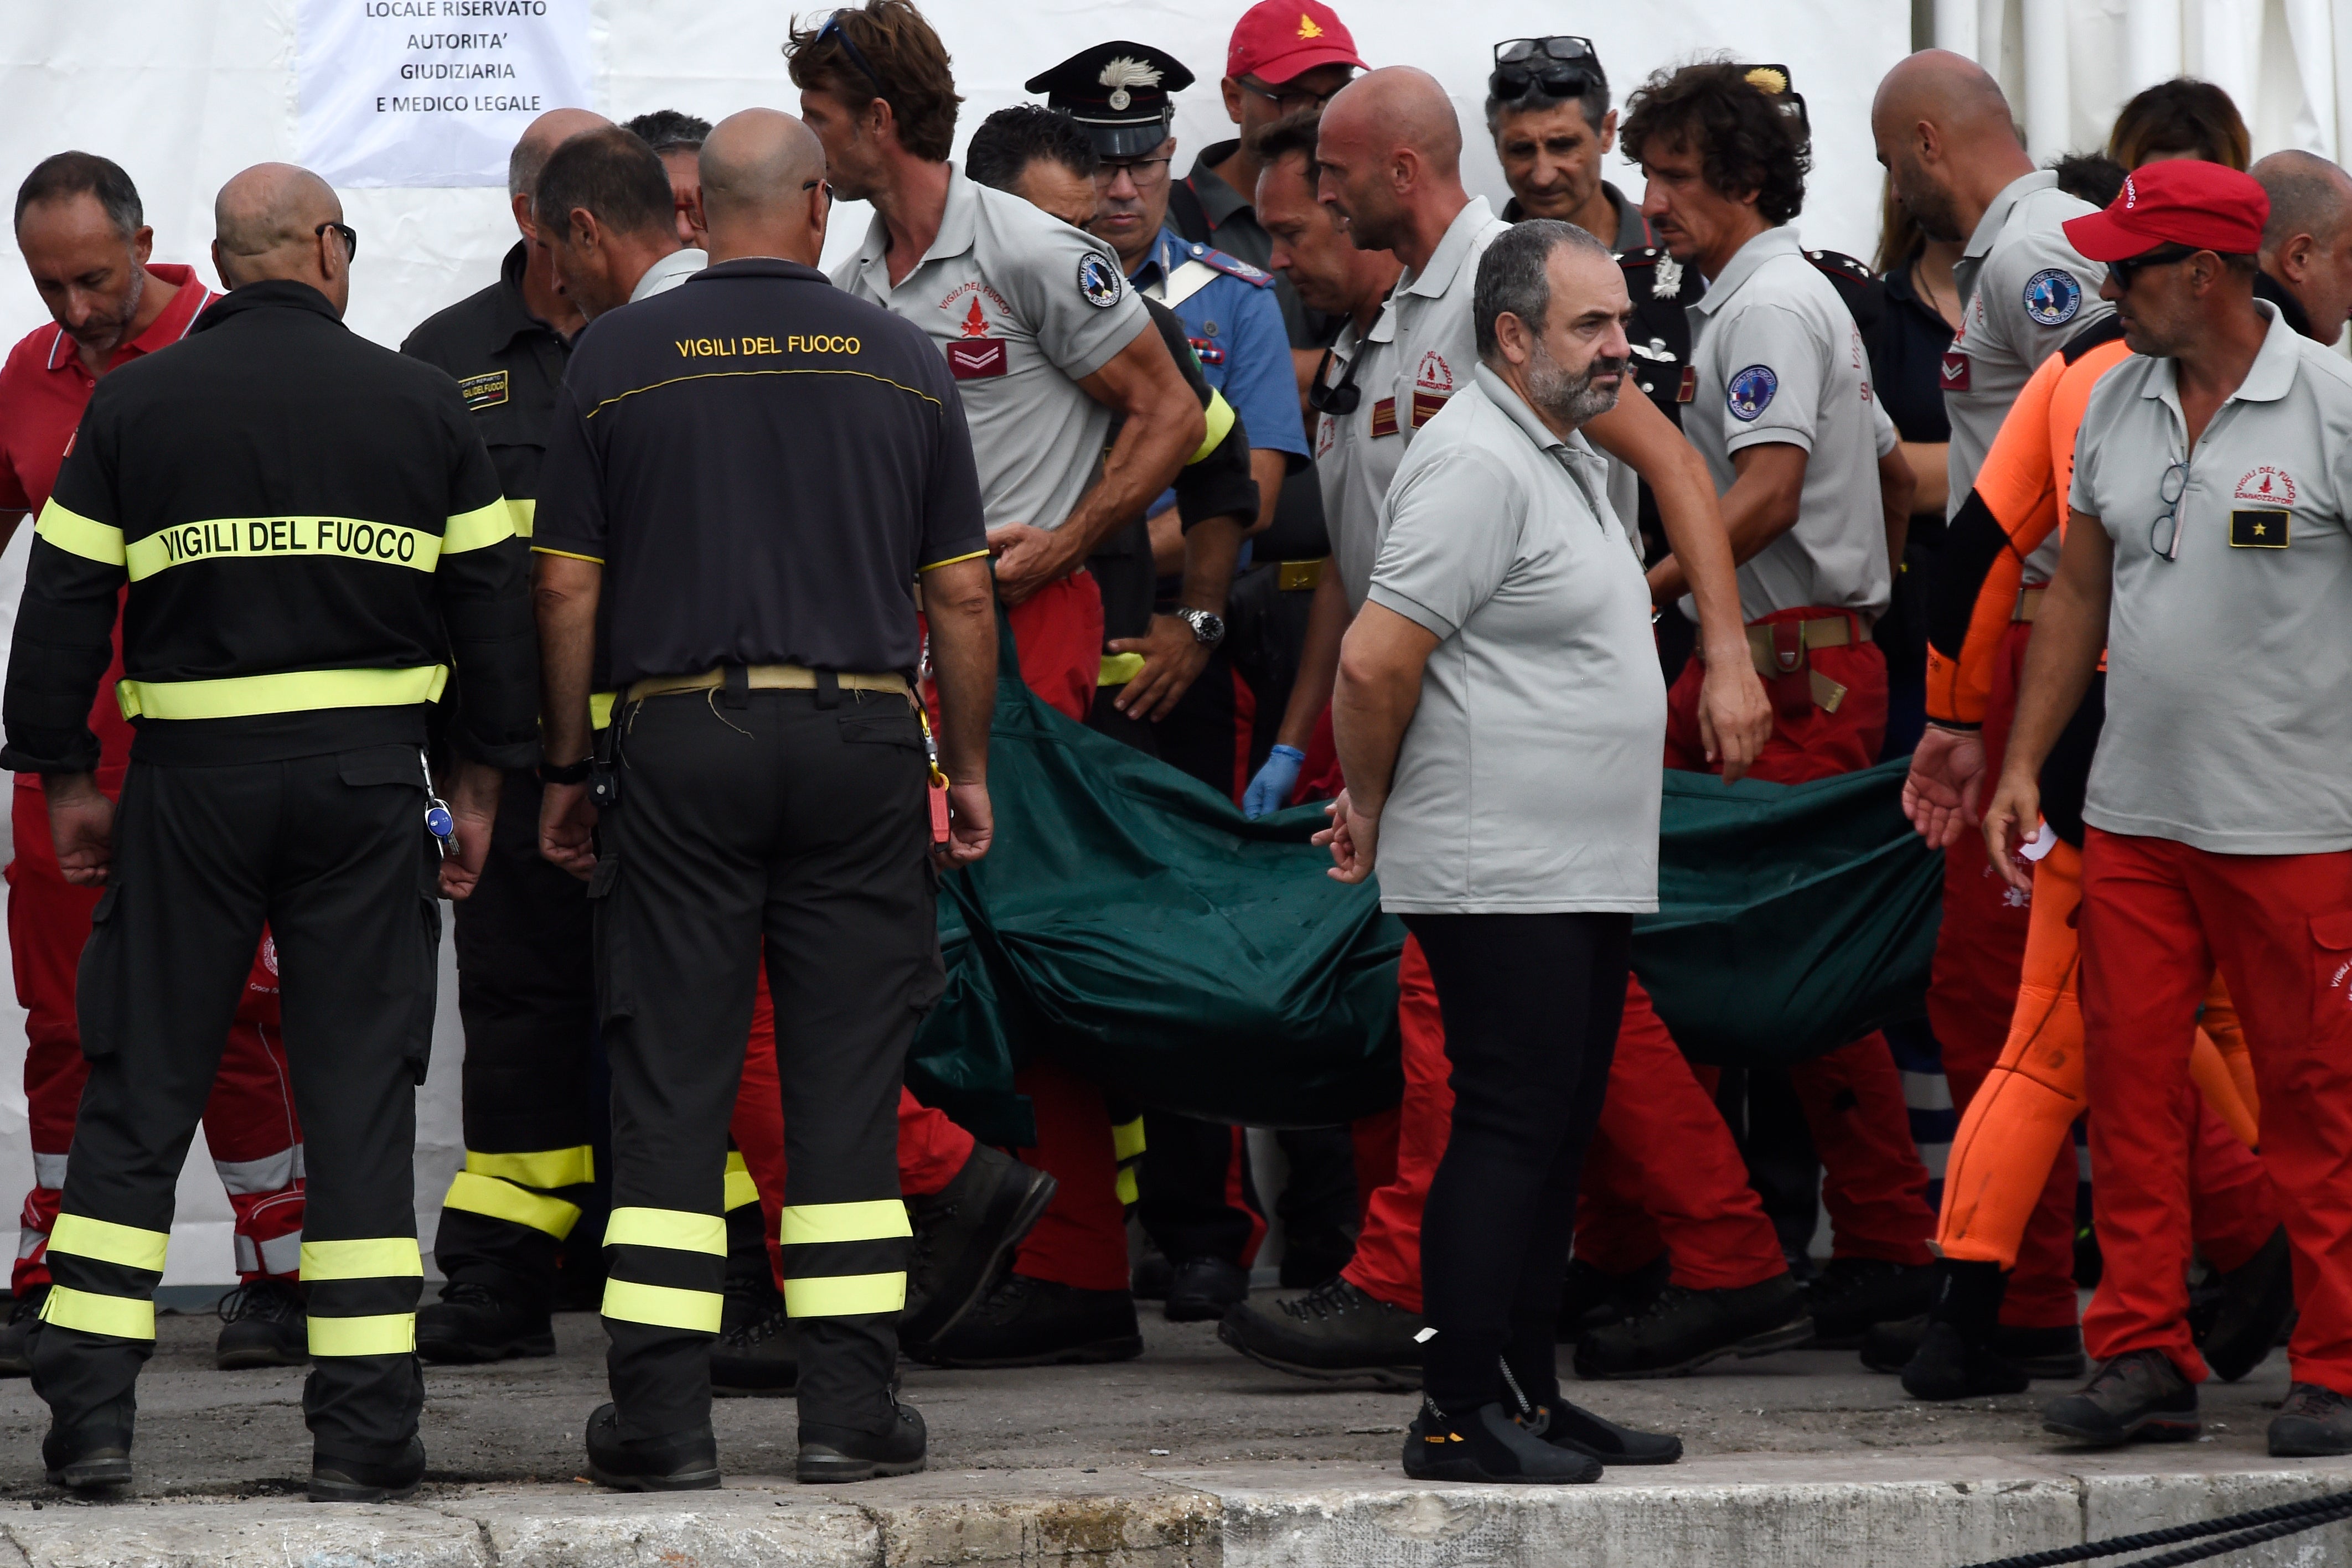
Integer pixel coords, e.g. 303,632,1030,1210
41,1420,131,1492
1216,1276,1422,1388
0,1285,49,1376
416,1280,554,1364
1402,1397,1599,1484
216,1278,308,1369
309,1436,426,1503
1557,1255,1668,1342
1164,1257,1249,1323
2198,1228,2296,1383
711,1289,798,1396
798,1397,927,1483
1804,1257,1937,1346
2268,1383,2352,1457
583,1403,720,1491
2041,1349,2199,1446
1862,1315,2086,1379
1572,1276,1812,1380
907,1274,1141,1368
903,1145,1057,1347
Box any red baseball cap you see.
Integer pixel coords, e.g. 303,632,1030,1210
2061,160,2271,261
1227,1,1367,85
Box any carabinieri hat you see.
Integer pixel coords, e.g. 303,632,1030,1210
1027,42,1196,159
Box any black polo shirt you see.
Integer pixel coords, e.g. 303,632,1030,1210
1873,258,1955,446
533,258,986,685
400,241,571,527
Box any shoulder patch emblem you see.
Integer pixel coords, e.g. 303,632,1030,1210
2023,268,2081,327
1726,364,1778,421
2236,465,2296,505
1078,252,1125,309
457,370,510,411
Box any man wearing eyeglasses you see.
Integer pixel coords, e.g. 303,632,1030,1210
1986,159,2352,1458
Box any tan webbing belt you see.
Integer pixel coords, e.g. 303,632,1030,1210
626,665,910,704
2013,586,2046,623
1741,614,1855,715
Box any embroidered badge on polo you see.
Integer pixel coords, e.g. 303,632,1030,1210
2235,466,2296,505
1078,252,1124,308
2023,268,2081,328
1726,364,1778,421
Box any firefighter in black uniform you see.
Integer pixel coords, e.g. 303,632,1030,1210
399,107,613,1360
0,163,537,1500
532,110,995,1488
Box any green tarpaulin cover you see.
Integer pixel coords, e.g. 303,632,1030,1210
907,647,1943,1142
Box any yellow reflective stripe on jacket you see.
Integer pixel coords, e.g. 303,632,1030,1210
604,1207,726,1255
443,499,514,554
778,1199,912,1247
309,1312,416,1357
723,1152,759,1213
506,497,536,539
299,1238,423,1281
117,664,449,722
602,1278,723,1333
1111,1117,1146,1162
34,499,125,566
467,1145,595,1191
1190,390,1236,465
442,1169,581,1240
49,1213,169,1272
41,1285,154,1340
783,1271,906,1318
124,517,443,581
1115,1167,1140,1206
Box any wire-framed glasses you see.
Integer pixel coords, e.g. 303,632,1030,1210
2151,460,2189,563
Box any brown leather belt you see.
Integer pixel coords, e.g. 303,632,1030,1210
2014,586,2046,623
626,664,910,704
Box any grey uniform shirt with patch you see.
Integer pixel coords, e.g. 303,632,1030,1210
1948,170,2110,583
2071,301,2352,853
1368,366,1664,914
837,165,1149,532
1315,196,1511,612
1682,224,1896,623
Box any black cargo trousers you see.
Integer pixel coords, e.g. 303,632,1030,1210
31,744,439,1471
594,680,941,1442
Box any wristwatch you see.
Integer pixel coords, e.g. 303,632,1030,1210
1174,607,1227,647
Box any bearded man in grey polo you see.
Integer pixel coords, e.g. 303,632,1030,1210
1319,218,1676,1484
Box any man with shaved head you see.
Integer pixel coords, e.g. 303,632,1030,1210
1874,51,2112,1366
532,94,996,1488
400,107,618,1367
2254,151,2352,347
2,159,537,1499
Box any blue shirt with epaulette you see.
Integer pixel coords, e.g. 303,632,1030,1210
1128,227,1309,464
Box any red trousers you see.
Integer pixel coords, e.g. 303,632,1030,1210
1660,619,1935,1266
1002,572,1105,725
7,780,304,1290
2078,829,2352,1389
1342,941,1785,1315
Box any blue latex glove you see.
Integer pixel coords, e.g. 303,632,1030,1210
1243,744,1306,819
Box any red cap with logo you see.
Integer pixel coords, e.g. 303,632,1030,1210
1227,1,1367,85
2061,159,2271,261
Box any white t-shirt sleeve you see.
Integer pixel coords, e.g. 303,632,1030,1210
1715,302,1824,457
1002,220,1151,383
1366,450,1522,640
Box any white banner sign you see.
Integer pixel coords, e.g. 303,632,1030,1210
297,0,592,188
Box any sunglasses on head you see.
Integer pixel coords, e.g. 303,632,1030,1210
1490,35,1599,98
816,13,892,106
2107,242,2202,289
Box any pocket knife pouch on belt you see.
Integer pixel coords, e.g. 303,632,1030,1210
1748,622,1847,720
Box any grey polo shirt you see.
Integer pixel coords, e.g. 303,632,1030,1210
1682,224,1896,622
836,165,1150,532
1947,170,2110,584
1315,196,1510,612
629,246,706,302
1366,365,1665,914
2070,301,2352,855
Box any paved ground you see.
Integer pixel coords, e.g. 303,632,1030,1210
0,1288,2312,1500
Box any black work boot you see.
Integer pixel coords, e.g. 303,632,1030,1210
908,1274,1141,1367
1165,1257,1250,1323
798,1395,927,1483
1900,1260,2028,1400
1557,1255,1669,1342
1805,1257,1938,1346
1131,1248,1173,1301
584,1402,721,1491
903,1145,1058,1347
2268,1382,2352,1457
1497,1353,1680,1466
1572,1276,1813,1379
215,1278,308,1370
711,1281,799,1397
1403,1396,1600,1484
416,1279,554,1363
309,1436,426,1503
2198,1228,2296,1383
1216,1276,1423,1388
2041,1349,2200,1445
0,1284,49,1377
41,1417,132,1492
1863,1312,2084,1378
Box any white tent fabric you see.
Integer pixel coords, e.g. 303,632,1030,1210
0,0,2029,1286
